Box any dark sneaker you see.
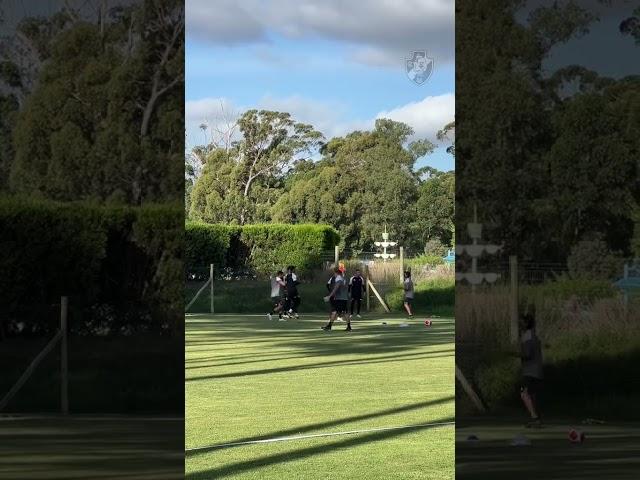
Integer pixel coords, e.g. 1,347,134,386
322,325,332,331
345,325,352,332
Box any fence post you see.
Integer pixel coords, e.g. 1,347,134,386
509,256,518,344
60,296,69,415
334,245,339,266
210,264,215,314
399,246,404,284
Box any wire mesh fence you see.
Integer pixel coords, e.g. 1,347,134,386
0,296,183,414
455,258,637,412
185,247,455,315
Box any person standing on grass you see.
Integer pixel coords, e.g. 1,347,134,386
519,309,544,428
349,269,364,319
403,271,414,318
284,265,301,319
322,268,351,332
267,270,286,321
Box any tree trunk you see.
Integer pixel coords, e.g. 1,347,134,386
141,92,157,137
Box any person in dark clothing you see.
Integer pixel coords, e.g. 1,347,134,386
348,269,364,318
322,268,350,332
284,265,300,319
519,308,544,428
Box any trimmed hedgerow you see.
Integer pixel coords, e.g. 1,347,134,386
185,222,239,272
0,196,183,336
185,222,340,276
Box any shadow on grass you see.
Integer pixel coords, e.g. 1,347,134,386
0,417,184,480
187,348,453,381
186,349,455,381
187,416,454,479
186,316,454,357
187,396,454,456
456,426,640,480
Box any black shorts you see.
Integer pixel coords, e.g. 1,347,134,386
350,294,362,301
271,296,283,305
521,376,542,395
404,296,413,305
332,300,348,314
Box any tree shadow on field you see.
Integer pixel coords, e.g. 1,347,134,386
186,316,454,357
186,415,454,479
0,417,183,480
456,426,640,480
187,396,454,456
186,348,453,381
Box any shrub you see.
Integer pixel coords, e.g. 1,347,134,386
0,196,183,336
567,235,624,280
184,222,340,276
424,238,447,256
185,222,239,272
474,357,520,406
525,277,617,302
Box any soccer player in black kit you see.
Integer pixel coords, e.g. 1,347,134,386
348,269,364,319
284,265,301,319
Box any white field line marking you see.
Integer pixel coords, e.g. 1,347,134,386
186,421,454,452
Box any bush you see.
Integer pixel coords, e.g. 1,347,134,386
185,222,239,272
406,254,444,269
424,238,447,256
184,222,340,276
474,357,520,407
567,235,624,280
0,196,183,336
525,277,617,302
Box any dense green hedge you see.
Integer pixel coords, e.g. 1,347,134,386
0,197,183,336
185,222,238,271
185,222,340,275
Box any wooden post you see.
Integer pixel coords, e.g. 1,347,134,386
334,245,339,266
60,296,69,415
399,246,404,284
455,364,485,412
210,264,214,314
509,256,519,344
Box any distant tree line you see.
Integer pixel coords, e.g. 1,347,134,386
186,112,455,255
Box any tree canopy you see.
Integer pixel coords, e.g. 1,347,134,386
188,114,454,254
1,1,184,204
457,0,640,263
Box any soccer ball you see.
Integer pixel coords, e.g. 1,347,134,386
424,318,432,327
568,429,585,443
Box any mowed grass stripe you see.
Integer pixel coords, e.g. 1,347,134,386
186,314,454,479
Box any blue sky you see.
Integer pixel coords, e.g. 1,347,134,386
185,0,455,172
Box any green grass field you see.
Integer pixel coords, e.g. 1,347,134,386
186,313,455,479
456,416,640,479
0,415,183,479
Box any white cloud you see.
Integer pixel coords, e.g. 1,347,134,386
186,0,454,66
256,94,348,138
375,93,454,141
185,97,237,122
185,93,455,148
